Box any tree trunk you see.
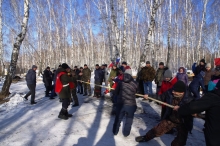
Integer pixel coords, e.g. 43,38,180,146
0,0,3,75
140,0,160,63
196,0,208,61
166,0,172,69
121,0,128,62
0,0,30,98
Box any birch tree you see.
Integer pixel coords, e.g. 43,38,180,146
0,0,3,74
196,0,208,60
121,0,128,62
140,0,161,64
0,0,30,98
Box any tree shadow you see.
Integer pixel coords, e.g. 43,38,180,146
74,97,116,146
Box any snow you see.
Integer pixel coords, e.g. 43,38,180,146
0,77,206,146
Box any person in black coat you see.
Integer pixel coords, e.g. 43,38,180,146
174,82,220,146
193,59,206,76
77,67,84,94
93,64,104,97
112,73,138,137
189,71,206,100
136,81,194,146
43,66,52,97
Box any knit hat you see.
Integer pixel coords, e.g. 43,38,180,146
159,62,164,66
125,69,132,75
95,64,99,67
173,81,186,92
122,61,127,65
164,69,172,78
146,61,150,64
200,59,205,64
32,65,37,69
140,62,145,67
46,66,50,69
74,66,77,68
84,64,87,66
62,63,70,69
205,63,211,68
80,67,83,69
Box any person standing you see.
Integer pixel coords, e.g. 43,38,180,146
73,66,80,93
136,62,146,95
158,69,177,119
23,65,38,105
43,66,52,97
56,63,75,120
176,67,188,86
112,72,138,137
136,81,194,146
193,59,206,76
155,62,168,99
94,64,104,98
70,69,79,107
140,61,156,99
204,63,214,91
82,64,91,96
77,67,84,94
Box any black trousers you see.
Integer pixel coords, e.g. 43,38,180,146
24,84,36,102
94,80,102,96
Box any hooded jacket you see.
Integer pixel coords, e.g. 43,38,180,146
176,67,188,85
115,73,138,106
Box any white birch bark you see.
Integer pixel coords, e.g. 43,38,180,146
0,0,3,74
121,0,128,62
197,0,208,61
0,0,30,97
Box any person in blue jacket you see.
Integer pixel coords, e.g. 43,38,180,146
189,71,206,100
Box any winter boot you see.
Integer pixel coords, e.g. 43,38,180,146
58,109,68,120
31,101,37,105
135,136,148,142
65,110,73,117
72,103,79,107
23,96,28,101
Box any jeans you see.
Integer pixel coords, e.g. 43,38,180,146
143,81,153,95
113,104,137,136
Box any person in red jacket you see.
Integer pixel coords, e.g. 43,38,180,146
159,69,177,120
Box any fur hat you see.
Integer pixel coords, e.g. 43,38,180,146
173,81,186,92
164,69,173,78
62,63,70,69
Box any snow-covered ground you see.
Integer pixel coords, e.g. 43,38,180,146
0,77,206,146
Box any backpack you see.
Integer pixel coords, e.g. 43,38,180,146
55,72,75,93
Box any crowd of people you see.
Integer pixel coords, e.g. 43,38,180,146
23,59,220,146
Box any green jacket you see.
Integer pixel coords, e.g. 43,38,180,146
108,68,119,87
82,67,91,81
57,68,74,99
140,66,156,82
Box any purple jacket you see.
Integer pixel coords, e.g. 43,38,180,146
176,67,188,85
